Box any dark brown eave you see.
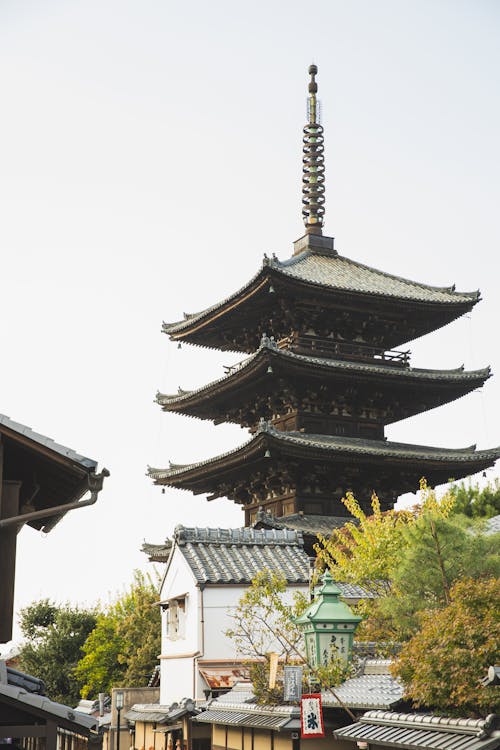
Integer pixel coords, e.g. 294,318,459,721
156,343,490,426
148,424,500,500
0,415,101,533
163,253,479,353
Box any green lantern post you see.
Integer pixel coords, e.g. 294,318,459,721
295,571,362,668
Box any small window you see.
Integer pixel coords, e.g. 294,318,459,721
166,598,186,639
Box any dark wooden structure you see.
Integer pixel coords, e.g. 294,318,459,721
150,66,499,525
0,414,108,643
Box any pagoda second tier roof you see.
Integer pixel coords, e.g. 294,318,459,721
163,240,479,349
156,336,490,425
148,422,500,496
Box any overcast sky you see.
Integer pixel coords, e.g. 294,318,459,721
1,0,499,645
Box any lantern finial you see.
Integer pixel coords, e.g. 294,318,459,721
302,64,325,235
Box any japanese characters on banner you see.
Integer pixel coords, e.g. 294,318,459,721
283,665,303,702
300,693,325,738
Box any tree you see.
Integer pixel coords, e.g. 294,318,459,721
17,600,98,705
225,569,351,705
448,479,500,519
75,570,161,698
314,491,414,594
379,506,500,640
393,577,500,717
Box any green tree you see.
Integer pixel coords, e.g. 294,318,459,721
393,577,500,717
75,570,161,698
449,479,500,519
380,509,500,640
17,600,98,705
225,569,351,705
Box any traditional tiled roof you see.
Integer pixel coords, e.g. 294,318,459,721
125,699,197,724
148,422,500,481
163,246,478,337
170,525,310,585
0,682,98,732
0,413,97,470
141,540,173,562
156,337,489,412
334,710,500,750
322,660,403,709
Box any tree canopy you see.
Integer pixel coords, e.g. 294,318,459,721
75,570,161,698
315,480,500,714
393,577,500,717
17,570,161,704
448,479,500,519
17,600,98,705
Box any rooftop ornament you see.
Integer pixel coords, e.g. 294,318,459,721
302,64,325,236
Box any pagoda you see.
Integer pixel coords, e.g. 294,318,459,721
150,65,499,526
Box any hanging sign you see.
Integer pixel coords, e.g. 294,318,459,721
283,666,303,702
268,652,279,689
300,693,325,738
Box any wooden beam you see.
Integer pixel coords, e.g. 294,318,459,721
0,435,23,642
0,726,47,737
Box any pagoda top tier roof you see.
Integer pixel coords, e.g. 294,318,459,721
163,235,479,347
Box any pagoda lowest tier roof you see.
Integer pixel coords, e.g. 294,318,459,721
148,422,500,501
163,235,479,352
156,335,490,426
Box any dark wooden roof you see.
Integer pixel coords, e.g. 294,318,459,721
148,422,500,501
0,414,100,532
156,337,490,426
163,242,479,351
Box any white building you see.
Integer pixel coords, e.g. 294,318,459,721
150,525,370,705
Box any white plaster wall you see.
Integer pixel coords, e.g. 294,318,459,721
160,548,310,704
202,583,308,660
159,548,200,704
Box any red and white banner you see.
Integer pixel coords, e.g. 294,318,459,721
300,693,325,738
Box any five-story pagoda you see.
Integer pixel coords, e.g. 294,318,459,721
149,65,499,526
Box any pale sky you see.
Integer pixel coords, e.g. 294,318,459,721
0,0,499,645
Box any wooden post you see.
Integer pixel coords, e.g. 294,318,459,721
0,438,22,643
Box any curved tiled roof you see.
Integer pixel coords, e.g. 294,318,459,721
171,525,309,585
163,246,478,336
148,423,500,481
156,337,490,408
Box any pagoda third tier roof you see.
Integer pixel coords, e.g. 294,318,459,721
163,240,479,352
148,422,500,500
156,337,490,426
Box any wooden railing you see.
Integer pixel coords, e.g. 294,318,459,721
277,334,410,367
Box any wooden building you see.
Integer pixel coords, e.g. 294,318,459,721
0,414,108,644
149,65,499,524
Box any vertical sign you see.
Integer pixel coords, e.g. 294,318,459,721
283,666,303,702
268,652,279,689
300,693,325,739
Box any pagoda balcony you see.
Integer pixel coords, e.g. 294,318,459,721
276,334,410,367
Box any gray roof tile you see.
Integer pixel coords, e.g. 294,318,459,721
0,413,97,470
334,711,500,750
172,526,309,585
163,248,478,336
0,682,98,731
149,424,500,481
322,668,404,709
157,338,489,408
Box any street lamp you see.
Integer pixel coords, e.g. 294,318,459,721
295,570,362,668
116,690,124,750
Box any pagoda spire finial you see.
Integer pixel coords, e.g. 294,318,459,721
302,64,325,236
